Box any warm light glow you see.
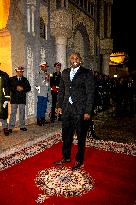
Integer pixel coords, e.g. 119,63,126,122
110,52,126,65
0,0,10,30
0,31,12,76
0,0,12,76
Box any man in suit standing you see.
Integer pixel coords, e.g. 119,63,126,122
0,64,10,136
8,66,31,133
50,62,62,123
54,52,95,170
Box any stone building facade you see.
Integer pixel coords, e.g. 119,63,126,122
0,0,113,123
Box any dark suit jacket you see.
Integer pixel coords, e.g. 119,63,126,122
9,76,31,104
0,70,10,119
56,66,95,115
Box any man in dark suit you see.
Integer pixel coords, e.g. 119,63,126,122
50,62,62,123
8,66,31,133
0,65,10,136
54,52,95,170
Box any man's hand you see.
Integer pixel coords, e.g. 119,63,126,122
35,86,40,93
16,85,23,92
84,113,91,120
3,101,8,108
56,108,62,115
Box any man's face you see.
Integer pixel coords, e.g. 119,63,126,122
40,65,48,72
69,54,81,68
16,71,24,77
55,65,61,73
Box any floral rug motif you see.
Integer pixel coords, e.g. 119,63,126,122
35,166,94,203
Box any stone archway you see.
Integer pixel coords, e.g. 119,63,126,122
74,31,84,62
73,23,91,69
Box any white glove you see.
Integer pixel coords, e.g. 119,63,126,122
3,101,8,108
35,86,40,93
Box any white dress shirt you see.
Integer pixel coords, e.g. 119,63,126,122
69,66,80,104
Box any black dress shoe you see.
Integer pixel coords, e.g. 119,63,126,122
3,128,9,136
72,161,83,171
20,127,27,131
54,158,71,165
9,129,12,133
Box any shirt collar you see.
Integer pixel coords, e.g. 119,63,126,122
71,66,80,73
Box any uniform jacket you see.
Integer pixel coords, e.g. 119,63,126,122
0,70,10,119
35,70,52,102
56,66,95,115
9,76,31,104
50,71,61,93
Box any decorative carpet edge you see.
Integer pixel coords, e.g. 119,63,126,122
0,132,136,171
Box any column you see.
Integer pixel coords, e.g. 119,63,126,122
56,36,67,70
50,10,72,70
107,5,111,38
102,54,110,75
27,5,31,33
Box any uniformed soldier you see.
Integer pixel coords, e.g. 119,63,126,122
50,62,61,123
8,66,31,133
35,62,52,125
0,65,10,136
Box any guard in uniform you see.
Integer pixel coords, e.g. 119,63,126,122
35,62,52,125
0,67,10,136
50,62,61,123
8,66,31,133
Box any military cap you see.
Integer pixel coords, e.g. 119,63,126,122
15,66,24,72
54,62,61,67
39,62,49,67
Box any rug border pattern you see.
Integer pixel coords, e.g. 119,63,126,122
0,132,136,171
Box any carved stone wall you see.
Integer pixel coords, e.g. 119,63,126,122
26,46,35,117
50,10,72,38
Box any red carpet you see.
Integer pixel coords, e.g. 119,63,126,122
0,142,136,205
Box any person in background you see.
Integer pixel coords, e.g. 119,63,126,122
35,62,52,126
0,64,10,136
8,66,31,133
54,52,95,171
50,62,62,123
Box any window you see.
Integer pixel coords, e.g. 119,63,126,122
87,1,91,13
91,4,94,16
64,0,67,7
80,0,83,7
40,17,46,39
69,0,95,17
84,0,87,10
56,0,62,9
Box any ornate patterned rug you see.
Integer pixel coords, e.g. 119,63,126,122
0,131,136,171
0,132,136,205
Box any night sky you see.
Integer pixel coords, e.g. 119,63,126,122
111,1,135,71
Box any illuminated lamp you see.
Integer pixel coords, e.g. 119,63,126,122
110,52,126,65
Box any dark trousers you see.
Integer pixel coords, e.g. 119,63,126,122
51,92,57,120
62,103,89,164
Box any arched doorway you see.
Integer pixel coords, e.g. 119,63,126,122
0,0,12,76
74,30,84,62
73,23,91,69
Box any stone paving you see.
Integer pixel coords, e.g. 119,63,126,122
0,112,135,157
